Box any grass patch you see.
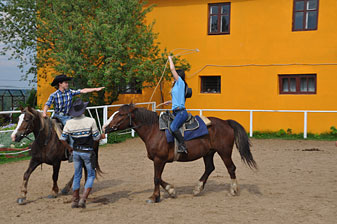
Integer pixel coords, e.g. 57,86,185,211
251,127,337,141
107,131,137,144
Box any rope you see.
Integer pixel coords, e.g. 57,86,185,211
0,148,31,155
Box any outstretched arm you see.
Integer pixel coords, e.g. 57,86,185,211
80,87,105,94
168,56,179,81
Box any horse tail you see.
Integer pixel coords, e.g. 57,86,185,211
93,141,103,177
227,119,257,169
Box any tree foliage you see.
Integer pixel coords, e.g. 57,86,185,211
1,0,190,105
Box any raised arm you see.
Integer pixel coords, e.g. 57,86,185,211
80,87,105,94
168,56,179,81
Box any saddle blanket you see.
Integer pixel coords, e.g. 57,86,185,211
165,116,209,143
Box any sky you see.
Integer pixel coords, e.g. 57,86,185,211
0,43,36,90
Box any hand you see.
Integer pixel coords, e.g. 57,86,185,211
43,112,48,118
101,133,106,139
96,87,105,91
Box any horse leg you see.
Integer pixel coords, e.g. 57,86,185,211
17,159,41,204
193,151,216,196
160,179,176,198
48,162,61,198
217,150,238,196
147,158,166,203
61,175,74,195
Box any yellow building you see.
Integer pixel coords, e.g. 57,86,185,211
38,0,337,134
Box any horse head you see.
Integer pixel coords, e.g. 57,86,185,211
11,107,43,142
103,104,137,134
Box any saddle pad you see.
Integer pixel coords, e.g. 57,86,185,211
165,116,209,143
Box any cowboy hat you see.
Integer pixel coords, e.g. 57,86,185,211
51,74,73,86
68,98,89,117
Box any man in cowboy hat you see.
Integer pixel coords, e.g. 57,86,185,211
43,74,105,126
60,98,105,209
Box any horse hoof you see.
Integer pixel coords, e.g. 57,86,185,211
193,182,204,196
47,194,57,199
17,197,26,205
146,197,160,203
61,188,69,195
165,185,176,198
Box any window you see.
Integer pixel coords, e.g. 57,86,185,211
208,3,230,35
279,74,316,94
293,0,319,31
201,76,221,93
119,79,142,94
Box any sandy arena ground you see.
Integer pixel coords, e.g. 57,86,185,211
0,138,336,224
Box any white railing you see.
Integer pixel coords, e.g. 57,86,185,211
2,103,336,140
155,108,337,139
0,102,157,145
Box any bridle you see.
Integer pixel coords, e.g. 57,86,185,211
105,111,141,133
18,111,52,145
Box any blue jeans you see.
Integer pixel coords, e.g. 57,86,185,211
170,109,188,132
72,150,96,191
53,113,74,147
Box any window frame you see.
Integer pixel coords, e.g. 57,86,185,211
292,0,319,31
279,74,317,95
200,75,221,94
208,2,231,35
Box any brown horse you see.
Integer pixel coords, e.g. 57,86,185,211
104,104,257,203
11,107,102,204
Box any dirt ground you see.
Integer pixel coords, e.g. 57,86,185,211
0,138,336,224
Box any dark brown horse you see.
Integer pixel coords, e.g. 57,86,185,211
104,104,257,203
11,107,101,204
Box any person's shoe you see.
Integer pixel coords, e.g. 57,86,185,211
172,130,188,154
71,189,80,208
78,188,92,208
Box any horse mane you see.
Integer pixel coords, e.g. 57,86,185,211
24,107,47,131
119,104,158,125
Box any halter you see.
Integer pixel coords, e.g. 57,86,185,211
19,111,52,146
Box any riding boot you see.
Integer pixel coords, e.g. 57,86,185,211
172,130,188,154
71,189,80,208
78,188,92,208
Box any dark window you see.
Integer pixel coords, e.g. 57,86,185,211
279,74,316,94
201,76,221,93
208,3,230,35
120,79,142,94
293,0,319,31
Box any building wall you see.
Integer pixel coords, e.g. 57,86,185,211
138,0,337,133
37,0,337,133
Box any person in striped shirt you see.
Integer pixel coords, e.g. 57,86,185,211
43,74,104,126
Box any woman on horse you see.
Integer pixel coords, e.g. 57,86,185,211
164,56,188,154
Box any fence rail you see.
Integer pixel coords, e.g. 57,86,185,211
155,108,337,139
2,102,337,140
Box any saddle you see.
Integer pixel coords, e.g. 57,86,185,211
159,110,199,131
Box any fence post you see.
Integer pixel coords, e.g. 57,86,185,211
152,102,156,112
250,111,253,137
101,106,108,144
199,110,203,116
304,111,308,139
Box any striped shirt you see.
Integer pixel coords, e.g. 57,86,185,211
60,114,101,149
45,89,81,114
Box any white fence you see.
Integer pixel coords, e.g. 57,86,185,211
155,108,337,139
1,102,337,141
0,102,156,145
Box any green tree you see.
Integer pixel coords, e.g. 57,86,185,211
1,0,190,105
0,0,37,83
